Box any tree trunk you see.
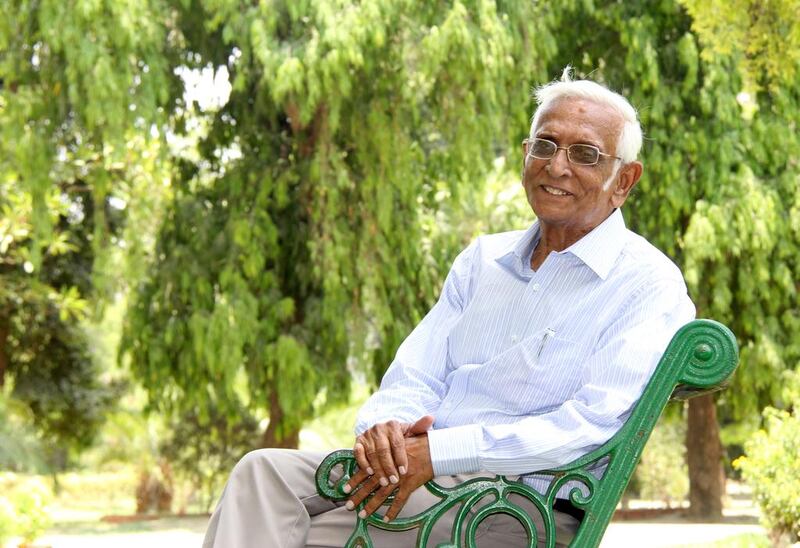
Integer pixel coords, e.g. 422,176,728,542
260,391,300,449
686,393,725,519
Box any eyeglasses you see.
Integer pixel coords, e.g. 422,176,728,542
523,137,622,166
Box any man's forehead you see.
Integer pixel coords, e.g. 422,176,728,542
535,97,623,139
539,97,623,127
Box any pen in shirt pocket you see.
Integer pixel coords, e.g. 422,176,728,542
536,328,556,360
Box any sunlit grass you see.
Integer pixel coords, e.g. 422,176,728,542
677,533,770,547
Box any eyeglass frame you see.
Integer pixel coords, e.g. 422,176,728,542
522,137,623,166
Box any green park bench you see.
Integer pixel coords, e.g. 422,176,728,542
315,319,738,548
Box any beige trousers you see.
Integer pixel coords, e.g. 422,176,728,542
202,449,579,548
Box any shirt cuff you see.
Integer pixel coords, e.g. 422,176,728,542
427,424,482,476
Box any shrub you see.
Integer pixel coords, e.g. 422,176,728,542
735,406,800,543
0,395,46,473
159,403,261,512
625,415,689,506
0,497,16,547
0,474,53,547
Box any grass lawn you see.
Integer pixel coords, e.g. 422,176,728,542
679,532,771,547
37,515,208,548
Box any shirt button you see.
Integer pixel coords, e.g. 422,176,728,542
532,283,540,291
511,335,518,343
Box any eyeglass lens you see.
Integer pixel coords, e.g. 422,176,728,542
530,138,599,165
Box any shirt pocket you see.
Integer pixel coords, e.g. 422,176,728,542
511,329,584,408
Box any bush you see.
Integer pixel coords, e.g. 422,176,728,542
624,415,689,506
0,394,46,473
159,403,261,512
0,474,53,547
0,497,16,547
735,406,800,543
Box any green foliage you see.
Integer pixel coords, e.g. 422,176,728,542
0,473,53,546
678,0,800,90
0,178,121,466
0,0,175,259
51,470,139,516
0,497,14,547
121,0,553,444
0,393,45,473
628,416,689,505
299,383,370,451
736,408,800,541
158,403,262,511
12,320,122,460
1,0,176,467
735,373,800,543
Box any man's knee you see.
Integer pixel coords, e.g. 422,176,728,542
231,448,292,480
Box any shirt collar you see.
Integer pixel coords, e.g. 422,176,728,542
563,208,628,280
495,222,540,278
495,209,628,280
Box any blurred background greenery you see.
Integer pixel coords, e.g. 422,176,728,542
1,0,799,546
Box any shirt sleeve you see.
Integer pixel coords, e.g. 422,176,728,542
354,241,477,435
426,277,696,476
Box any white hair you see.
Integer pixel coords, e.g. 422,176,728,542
529,67,643,164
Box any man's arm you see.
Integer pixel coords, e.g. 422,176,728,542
349,242,476,487
426,277,695,477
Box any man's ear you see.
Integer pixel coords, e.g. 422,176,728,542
521,139,529,179
611,160,643,208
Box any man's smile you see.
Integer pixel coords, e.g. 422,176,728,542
540,184,573,196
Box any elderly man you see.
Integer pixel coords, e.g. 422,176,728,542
203,71,695,547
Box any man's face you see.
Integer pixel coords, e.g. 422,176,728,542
522,97,640,235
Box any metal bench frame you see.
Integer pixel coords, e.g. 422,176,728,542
316,319,738,547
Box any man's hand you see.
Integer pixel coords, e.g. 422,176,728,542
344,415,433,494
345,433,434,521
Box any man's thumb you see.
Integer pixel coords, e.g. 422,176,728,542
407,415,435,436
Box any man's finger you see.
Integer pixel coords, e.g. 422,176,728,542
359,483,396,519
343,467,368,495
382,488,412,522
374,438,399,485
353,441,374,476
345,475,380,510
365,446,390,488
389,428,408,476
406,415,435,436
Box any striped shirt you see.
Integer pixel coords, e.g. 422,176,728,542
355,209,695,496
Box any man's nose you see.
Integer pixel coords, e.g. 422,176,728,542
548,148,572,177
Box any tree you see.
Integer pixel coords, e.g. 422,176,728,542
677,0,800,517
0,168,120,468
120,0,552,447
9,0,798,517
535,0,800,517
0,0,175,465
0,0,176,258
